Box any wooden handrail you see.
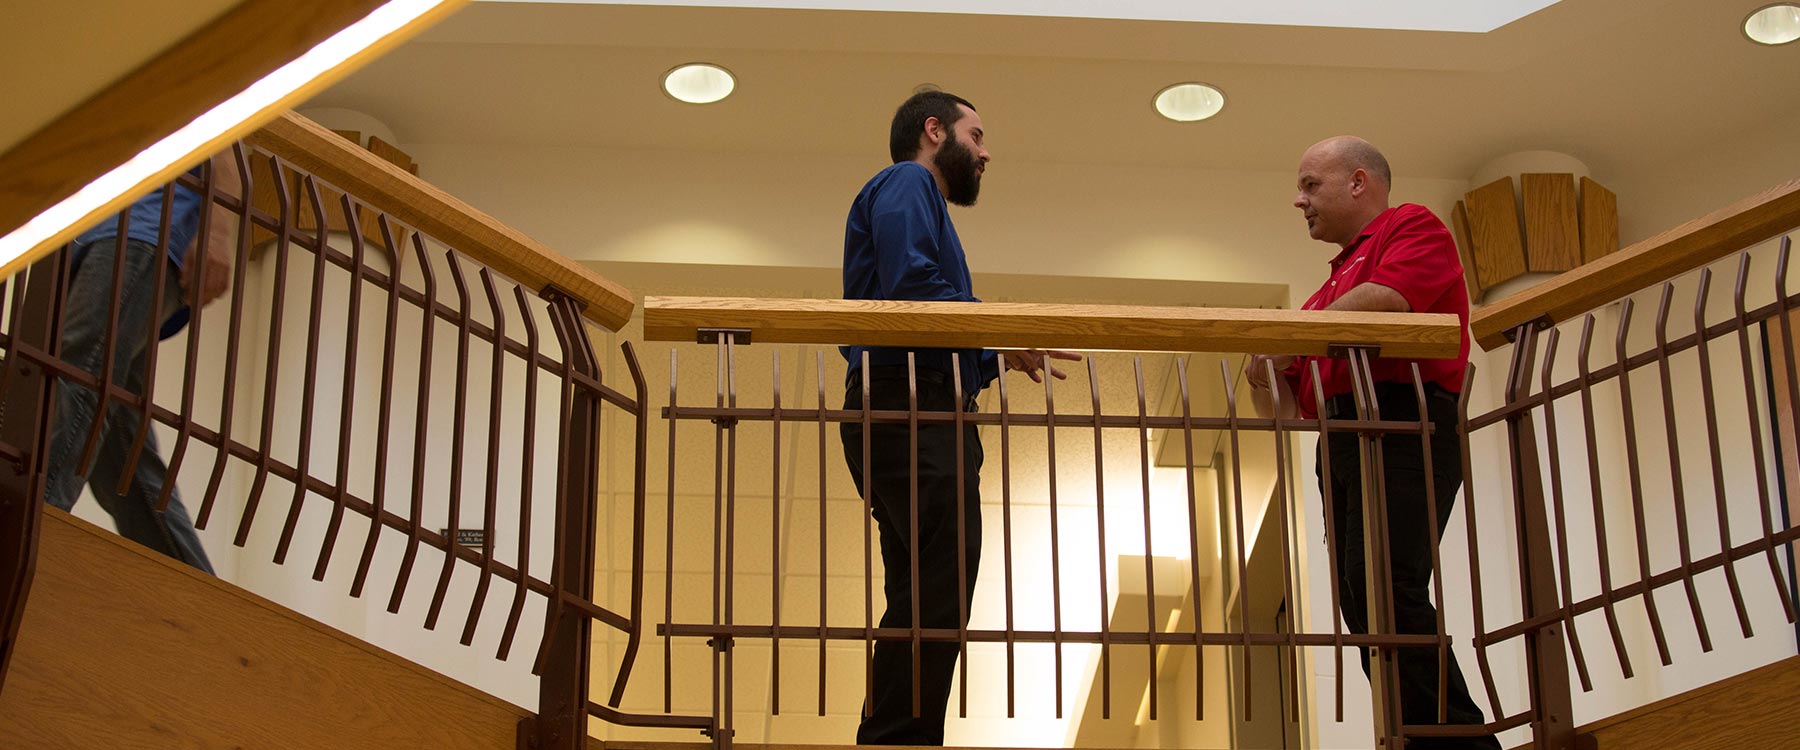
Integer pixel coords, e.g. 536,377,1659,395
643,296,1462,357
1471,177,1800,351
247,111,635,331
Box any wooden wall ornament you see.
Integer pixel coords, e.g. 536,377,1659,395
1452,172,1622,304
1522,172,1581,272
1462,177,1529,291
1579,176,1620,264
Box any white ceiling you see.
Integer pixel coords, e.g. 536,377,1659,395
479,0,1565,33
307,0,1800,182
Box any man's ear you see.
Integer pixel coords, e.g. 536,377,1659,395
1348,168,1368,198
923,116,945,146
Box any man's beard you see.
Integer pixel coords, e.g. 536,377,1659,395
934,133,983,206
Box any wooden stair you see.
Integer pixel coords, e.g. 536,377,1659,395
0,508,529,749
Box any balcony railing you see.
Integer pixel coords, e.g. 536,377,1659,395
2,105,1798,750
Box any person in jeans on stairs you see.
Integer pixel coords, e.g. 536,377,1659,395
839,90,1077,745
43,151,239,574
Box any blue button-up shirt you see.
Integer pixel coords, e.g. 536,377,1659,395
70,168,206,339
841,161,999,398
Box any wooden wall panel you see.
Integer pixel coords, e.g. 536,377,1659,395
1472,177,1800,349
1523,173,1581,272
0,509,529,749
1451,200,1486,300
1580,176,1620,264
1463,177,1529,289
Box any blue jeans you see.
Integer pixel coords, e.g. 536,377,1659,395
45,238,214,574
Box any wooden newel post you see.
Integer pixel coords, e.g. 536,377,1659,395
532,291,603,750
1503,323,1577,750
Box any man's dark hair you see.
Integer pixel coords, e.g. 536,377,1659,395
889,90,976,164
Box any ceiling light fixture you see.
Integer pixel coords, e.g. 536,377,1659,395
1153,82,1226,123
1745,4,1800,45
663,63,736,104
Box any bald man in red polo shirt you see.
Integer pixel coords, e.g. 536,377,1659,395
1248,136,1498,749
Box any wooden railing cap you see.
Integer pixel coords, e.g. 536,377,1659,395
644,296,1462,358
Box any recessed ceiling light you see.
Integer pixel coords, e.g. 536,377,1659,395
663,63,736,104
1745,4,1800,45
1153,82,1226,123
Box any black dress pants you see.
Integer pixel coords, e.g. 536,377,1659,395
1319,383,1500,750
841,368,983,746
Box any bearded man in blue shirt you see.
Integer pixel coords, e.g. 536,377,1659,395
840,90,1077,745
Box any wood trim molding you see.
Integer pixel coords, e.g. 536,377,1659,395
1472,177,1800,350
249,111,636,330
0,0,468,281
643,296,1462,357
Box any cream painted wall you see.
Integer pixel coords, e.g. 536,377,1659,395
400,141,1471,301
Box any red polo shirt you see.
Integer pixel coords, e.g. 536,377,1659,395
1280,203,1470,419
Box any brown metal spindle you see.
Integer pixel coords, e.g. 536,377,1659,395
1134,357,1159,721
1179,358,1207,721
460,268,509,644
725,334,740,745
1347,349,1400,747
1404,363,1447,726
108,185,174,498
423,250,476,630
907,353,922,718
706,337,726,734
1219,359,1253,722
816,351,829,717
998,363,1018,718
271,176,332,564
1266,358,1302,724
1536,331,1594,692
228,157,299,540
1613,298,1675,664
952,353,970,718
351,216,405,598
612,340,653,704
665,349,679,713
1310,361,1347,722
73,211,131,478
1574,315,1636,677
312,196,369,581
173,145,252,517
388,232,439,614
1652,283,1715,651
1044,350,1066,718
497,285,541,659
1734,251,1797,624
1771,239,1800,616
860,351,874,714
1089,357,1113,718
771,350,783,713
1691,268,1756,638
531,293,578,676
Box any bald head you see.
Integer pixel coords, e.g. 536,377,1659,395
1294,136,1394,247
1307,136,1391,190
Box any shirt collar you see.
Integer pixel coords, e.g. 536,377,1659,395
1326,205,1397,268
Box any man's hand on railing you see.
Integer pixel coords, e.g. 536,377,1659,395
1002,349,1083,383
1244,354,1294,390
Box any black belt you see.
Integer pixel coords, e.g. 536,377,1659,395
848,366,979,413
1323,382,1456,420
